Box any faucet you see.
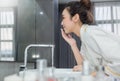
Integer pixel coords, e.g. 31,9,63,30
23,44,55,70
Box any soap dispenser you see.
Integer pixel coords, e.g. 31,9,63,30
81,60,94,81
36,59,47,81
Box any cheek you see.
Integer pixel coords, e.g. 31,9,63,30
66,23,73,32
68,23,74,31
64,20,71,26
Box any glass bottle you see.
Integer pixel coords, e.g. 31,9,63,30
81,60,94,81
44,67,57,81
36,59,47,81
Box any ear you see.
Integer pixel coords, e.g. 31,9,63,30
72,14,80,22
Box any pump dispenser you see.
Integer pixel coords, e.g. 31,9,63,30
81,60,94,81
45,67,57,81
82,60,90,75
36,59,47,81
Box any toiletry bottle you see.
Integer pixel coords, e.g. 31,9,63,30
81,60,94,81
45,67,57,81
36,59,47,81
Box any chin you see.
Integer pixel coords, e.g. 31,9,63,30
65,31,71,34
64,31,68,34
64,29,71,34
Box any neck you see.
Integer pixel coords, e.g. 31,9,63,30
73,23,83,37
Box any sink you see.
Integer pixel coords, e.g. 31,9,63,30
5,68,81,81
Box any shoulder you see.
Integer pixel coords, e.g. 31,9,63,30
81,24,102,36
87,25,103,32
80,24,108,41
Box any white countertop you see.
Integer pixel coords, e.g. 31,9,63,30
4,68,82,81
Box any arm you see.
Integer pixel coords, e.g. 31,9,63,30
71,44,83,65
61,29,83,65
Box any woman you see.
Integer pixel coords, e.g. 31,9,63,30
61,0,120,79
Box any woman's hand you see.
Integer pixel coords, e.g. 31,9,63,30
73,65,96,77
61,29,77,47
73,65,82,71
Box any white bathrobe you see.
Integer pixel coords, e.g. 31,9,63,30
80,24,120,79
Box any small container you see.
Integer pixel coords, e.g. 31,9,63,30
45,67,57,81
36,59,47,81
81,60,95,81
36,59,47,72
57,77,75,81
82,60,90,75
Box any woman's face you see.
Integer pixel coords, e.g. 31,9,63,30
61,8,75,34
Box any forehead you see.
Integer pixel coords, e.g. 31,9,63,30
62,8,70,17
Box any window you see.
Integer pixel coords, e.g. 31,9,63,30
0,8,15,61
94,2,120,35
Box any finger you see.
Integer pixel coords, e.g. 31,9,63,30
73,68,80,71
60,28,63,34
73,66,79,71
61,29,65,37
61,29,68,39
73,65,82,71
68,34,71,38
61,29,65,36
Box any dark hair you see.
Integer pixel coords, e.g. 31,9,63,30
65,0,94,24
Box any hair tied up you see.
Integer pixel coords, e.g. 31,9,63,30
80,0,91,10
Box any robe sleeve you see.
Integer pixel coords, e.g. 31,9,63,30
84,26,120,78
84,27,120,63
